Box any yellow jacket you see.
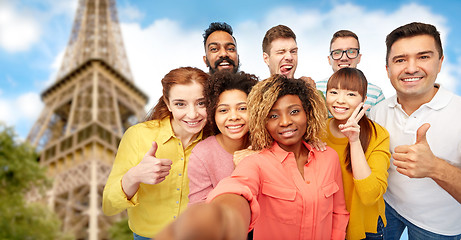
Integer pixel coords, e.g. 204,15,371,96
323,118,390,239
102,117,203,238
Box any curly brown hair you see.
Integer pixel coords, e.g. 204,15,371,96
205,71,259,135
247,75,327,150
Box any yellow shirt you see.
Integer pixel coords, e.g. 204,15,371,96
102,117,203,238
323,118,390,240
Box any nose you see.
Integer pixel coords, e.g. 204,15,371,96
279,113,292,127
340,51,349,61
187,105,199,119
337,93,346,103
229,109,240,121
284,51,293,61
218,47,228,58
405,58,419,74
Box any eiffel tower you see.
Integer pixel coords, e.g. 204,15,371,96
27,0,148,239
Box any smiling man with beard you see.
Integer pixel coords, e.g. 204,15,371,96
203,22,240,74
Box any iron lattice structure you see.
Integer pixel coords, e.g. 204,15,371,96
27,0,148,239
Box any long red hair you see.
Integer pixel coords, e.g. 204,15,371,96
145,67,209,121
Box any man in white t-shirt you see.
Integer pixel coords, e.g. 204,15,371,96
316,30,385,113
370,22,461,239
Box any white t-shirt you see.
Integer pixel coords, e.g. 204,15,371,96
369,84,461,235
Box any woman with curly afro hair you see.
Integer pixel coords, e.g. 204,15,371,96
157,75,349,240
188,71,258,205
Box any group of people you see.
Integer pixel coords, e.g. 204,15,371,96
102,21,461,240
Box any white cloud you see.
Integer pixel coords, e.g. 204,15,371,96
119,2,452,106
121,19,205,110
119,3,145,22
0,2,41,52
0,92,42,131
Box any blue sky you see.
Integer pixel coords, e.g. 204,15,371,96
1,0,460,144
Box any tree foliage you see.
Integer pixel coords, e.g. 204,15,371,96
108,217,132,240
0,124,73,240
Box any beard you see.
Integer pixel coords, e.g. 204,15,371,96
206,56,239,74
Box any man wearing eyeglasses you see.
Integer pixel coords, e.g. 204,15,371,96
316,30,385,111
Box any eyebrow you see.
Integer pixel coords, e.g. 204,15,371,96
217,101,247,107
207,42,236,48
391,50,435,62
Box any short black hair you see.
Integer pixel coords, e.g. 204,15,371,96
203,22,236,47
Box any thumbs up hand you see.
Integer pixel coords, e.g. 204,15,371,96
128,141,173,185
122,142,173,199
392,123,437,178
140,141,173,184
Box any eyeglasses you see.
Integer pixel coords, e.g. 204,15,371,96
330,48,360,60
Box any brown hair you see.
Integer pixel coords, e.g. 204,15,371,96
247,75,327,150
205,71,259,135
262,25,296,54
386,22,443,65
145,67,209,121
330,30,359,51
327,68,377,172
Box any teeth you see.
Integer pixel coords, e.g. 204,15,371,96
402,77,421,82
219,62,230,66
227,125,243,129
185,121,201,126
281,130,295,137
333,106,348,113
339,64,349,67
281,65,292,70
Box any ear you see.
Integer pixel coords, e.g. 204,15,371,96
263,52,270,66
386,64,390,79
363,95,367,103
357,53,362,64
203,56,209,67
328,55,332,66
438,55,444,73
164,97,171,112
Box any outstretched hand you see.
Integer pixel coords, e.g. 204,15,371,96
132,141,173,185
392,123,436,178
338,103,370,142
156,202,247,240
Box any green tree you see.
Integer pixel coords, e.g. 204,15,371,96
0,124,73,240
108,217,132,240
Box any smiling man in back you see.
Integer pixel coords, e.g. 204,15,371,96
203,22,240,74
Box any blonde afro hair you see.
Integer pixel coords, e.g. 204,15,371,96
247,75,327,150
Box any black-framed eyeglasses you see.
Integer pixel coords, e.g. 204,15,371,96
330,48,360,60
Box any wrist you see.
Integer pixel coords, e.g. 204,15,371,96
428,157,445,180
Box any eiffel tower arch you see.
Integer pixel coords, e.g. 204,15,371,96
27,0,148,239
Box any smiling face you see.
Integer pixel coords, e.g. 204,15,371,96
215,89,250,141
203,31,239,73
328,37,361,72
386,34,443,104
165,81,207,138
265,94,307,152
263,38,298,78
326,87,365,124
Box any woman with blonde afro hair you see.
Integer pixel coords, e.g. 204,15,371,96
247,74,328,151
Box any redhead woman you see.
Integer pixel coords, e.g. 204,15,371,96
102,67,209,240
